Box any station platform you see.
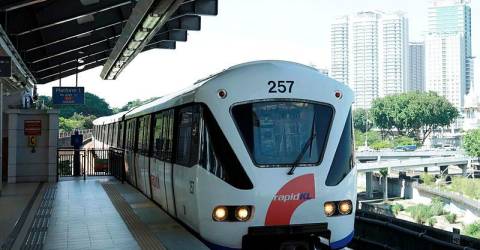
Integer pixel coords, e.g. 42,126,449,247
0,177,209,250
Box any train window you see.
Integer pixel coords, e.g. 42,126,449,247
126,119,136,150
113,123,118,147
153,113,165,159
137,118,144,152
137,116,151,155
232,101,333,167
175,105,200,167
166,110,174,162
326,110,354,186
118,122,124,148
200,105,253,189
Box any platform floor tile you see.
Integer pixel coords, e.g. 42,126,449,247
43,179,140,250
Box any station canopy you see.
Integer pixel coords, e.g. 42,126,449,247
0,0,218,86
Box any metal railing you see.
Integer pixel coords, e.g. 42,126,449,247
353,210,480,249
57,148,124,181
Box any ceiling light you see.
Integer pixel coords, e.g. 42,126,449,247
134,29,150,41
123,49,134,57
127,40,141,50
142,14,160,29
77,65,85,70
77,58,85,64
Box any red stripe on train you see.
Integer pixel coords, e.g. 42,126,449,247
264,174,316,226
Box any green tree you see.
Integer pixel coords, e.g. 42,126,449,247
117,96,160,113
463,129,480,159
353,108,373,132
58,113,97,131
370,92,458,144
393,136,418,147
354,130,386,149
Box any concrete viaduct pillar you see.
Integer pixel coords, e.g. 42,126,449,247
366,172,373,199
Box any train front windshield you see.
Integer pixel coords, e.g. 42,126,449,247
232,101,333,167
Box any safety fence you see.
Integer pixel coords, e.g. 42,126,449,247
352,210,480,250
57,148,124,181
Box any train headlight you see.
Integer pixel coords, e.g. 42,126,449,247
338,200,352,215
213,206,228,221
235,206,251,221
324,202,336,217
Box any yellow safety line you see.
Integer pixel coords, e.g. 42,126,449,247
102,183,166,250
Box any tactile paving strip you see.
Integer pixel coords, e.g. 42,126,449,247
102,183,166,250
21,185,57,250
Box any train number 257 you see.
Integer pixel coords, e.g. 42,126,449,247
268,81,294,93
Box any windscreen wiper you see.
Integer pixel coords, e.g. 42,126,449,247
287,115,316,175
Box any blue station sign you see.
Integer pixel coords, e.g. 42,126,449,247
52,87,85,105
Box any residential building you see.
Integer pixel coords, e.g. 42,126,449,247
378,12,409,96
330,16,349,85
330,11,409,109
425,0,472,110
408,42,425,91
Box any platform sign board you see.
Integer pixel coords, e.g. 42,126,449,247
52,87,85,105
24,120,41,136
0,56,12,77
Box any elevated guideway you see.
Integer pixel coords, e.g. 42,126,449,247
356,150,460,162
357,156,471,173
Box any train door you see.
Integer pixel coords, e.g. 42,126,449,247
163,110,177,216
138,115,152,198
135,117,147,195
173,105,200,229
150,112,168,210
125,119,137,186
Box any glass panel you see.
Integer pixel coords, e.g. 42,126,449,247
153,113,164,159
232,101,333,167
176,106,193,165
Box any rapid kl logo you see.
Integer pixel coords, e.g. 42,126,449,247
273,192,313,202
265,174,316,226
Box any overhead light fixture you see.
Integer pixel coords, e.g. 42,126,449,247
101,0,218,80
127,40,141,50
123,49,135,57
142,14,160,29
77,58,85,64
134,28,150,41
77,65,86,70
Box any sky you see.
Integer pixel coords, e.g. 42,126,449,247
38,0,480,108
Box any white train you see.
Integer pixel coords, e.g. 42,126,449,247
93,61,356,250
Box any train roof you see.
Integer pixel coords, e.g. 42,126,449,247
94,60,334,124
124,60,324,119
93,111,128,126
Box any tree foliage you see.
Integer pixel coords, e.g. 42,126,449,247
463,129,480,158
59,113,96,131
370,92,458,144
115,96,160,113
353,108,373,132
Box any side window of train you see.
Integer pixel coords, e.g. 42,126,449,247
175,105,200,167
326,110,354,186
126,119,136,150
167,110,175,162
142,116,151,155
118,122,124,148
199,105,253,190
153,112,164,159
